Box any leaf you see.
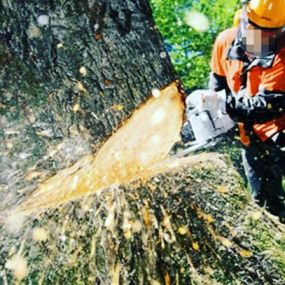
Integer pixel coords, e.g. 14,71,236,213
239,249,253,258
32,227,48,242
142,207,151,226
79,66,87,76
76,81,87,93
217,185,228,193
220,237,233,248
251,211,262,220
164,271,171,285
72,104,80,112
6,142,13,149
178,225,188,235
95,33,103,40
111,104,124,111
206,215,214,223
192,242,200,251
123,230,132,240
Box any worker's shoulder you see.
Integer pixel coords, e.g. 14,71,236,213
215,27,237,45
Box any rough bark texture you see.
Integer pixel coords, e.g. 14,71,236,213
0,155,284,284
1,1,285,285
0,0,176,209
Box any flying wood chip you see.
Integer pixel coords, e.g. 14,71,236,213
17,82,184,213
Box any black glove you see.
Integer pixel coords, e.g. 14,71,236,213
226,90,285,124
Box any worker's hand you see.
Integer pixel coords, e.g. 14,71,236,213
216,89,227,113
225,89,285,123
186,90,219,112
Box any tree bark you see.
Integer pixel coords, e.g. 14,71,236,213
0,0,176,208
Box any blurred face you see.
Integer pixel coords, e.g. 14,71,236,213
242,23,281,57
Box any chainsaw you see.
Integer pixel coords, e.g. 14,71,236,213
172,89,236,157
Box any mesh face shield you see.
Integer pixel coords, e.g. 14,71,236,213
237,6,285,58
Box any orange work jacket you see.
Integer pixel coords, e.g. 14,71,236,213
211,27,285,144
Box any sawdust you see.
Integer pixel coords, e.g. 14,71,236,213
18,82,190,213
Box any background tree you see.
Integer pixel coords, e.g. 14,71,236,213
151,0,239,89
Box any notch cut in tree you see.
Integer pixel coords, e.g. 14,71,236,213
18,82,185,213
0,0,176,211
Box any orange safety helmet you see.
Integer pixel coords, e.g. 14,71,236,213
246,0,285,28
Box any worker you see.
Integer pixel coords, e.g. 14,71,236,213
209,0,285,221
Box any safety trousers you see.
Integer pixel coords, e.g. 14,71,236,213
242,131,285,220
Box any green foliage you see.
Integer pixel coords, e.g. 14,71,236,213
151,0,239,89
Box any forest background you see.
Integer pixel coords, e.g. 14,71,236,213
151,0,239,89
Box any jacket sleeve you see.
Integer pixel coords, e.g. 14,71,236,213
209,29,233,94
209,72,231,94
226,90,285,123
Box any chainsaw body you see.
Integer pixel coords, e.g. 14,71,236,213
175,89,235,156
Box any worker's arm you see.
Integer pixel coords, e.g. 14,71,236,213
209,72,231,94
209,29,236,95
226,90,285,123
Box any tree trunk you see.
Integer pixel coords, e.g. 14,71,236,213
0,0,176,209
0,1,284,285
